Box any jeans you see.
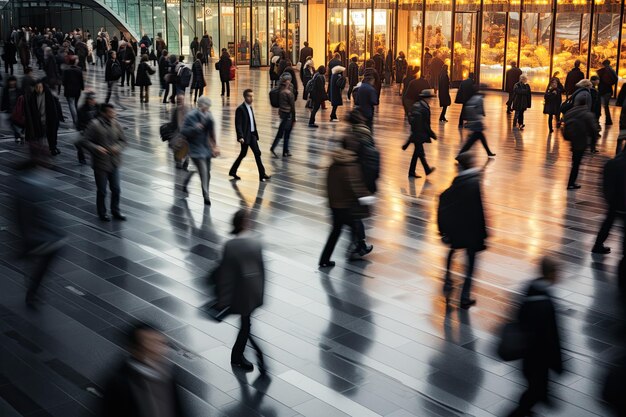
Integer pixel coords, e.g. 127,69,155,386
231,315,264,365
309,101,321,125
106,81,119,104
66,96,79,127
514,109,525,126
221,81,230,97
319,208,366,264
271,112,293,154
408,141,431,175
94,168,121,216
568,150,584,186
601,93,612,124
185,156,211,199
443,248,476,303
459,131,493,155
229,136,266,178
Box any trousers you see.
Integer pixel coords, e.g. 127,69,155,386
229,136,266,178
94,168,121,216
319,208,366,264
568,150,584,186
231,315,264,364
443,248,476,302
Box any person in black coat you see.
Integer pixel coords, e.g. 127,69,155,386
402,66,417,97
403,89,437,178
507,257,562,417
403,73,431,117
101,323,188,417
438,65,451,122
505,62,522,113
229,89,270,181
372,49,384,82
592,150,626,254
190,52,206,103
1,75,23,142
438,152,486,309
512,74,531,129
216,48,232,97
118,42,136,90
135,54,156,103
2,39,17,75
563,98,599,190
597,59,618,125
455,72,476,127
158,50,169,93
216,209,267,373
347,56,359,100
395,52,407,95
564,60,584,97
543,77,563,132
62,57,84,127
24,81,62,155
329,65,345,121
308,66,327,127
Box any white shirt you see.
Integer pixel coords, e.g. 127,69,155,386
245,103,255,132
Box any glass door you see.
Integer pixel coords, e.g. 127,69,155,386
220,3,235,56
349,9,370,63
236,0,251,65
452,12,477,82
252,0,267,66
288,1,305,64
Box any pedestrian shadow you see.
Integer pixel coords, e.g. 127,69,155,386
223,367,277,416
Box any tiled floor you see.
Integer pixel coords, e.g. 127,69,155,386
0,62,624,417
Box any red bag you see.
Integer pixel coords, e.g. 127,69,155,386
11,95,25,127
230,65,236,80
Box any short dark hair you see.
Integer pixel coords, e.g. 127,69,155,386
128,322,159,350
318,65,326,75
196,52,203,60
99,103,115,113
231,209,250,234
540,256,558,280
304,41,308,46
243,88,253,97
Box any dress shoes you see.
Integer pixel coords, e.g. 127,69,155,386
99,214,111,222
318,260,336,268
270,148,279,158
460,299,477,309
260,175,271,182
308,123,319,128
567,184,581,190
112,213,127,221
283,152,292,157
229,173,241,180
231,357,254,372
408,172,422,178
487,152,496,158
591,245,611,254
426,167,436,176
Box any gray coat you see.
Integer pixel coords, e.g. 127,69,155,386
218,234,265,315
81,116,127,172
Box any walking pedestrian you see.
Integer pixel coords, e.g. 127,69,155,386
438,65,451,122
318,145,374,268
458,85,496,157
544,77,563,132
563,96,598,190
506,257,563,417
597,59,618,125
118,41,136,91
75,91,98,164
200,32,210,64
216,48,232,97
135,54,155,103
105,51,123,105
180,96,219,205
455,72,476,128
81,103,127,221
163,54,178,103
270,73,295,158
62,56,84,127
395,51,407,95
347,56,359,100
505,61,522,114
512,74,531,130
190,52,206,102
2,39,17,75
308,65,326,127
438,152,487,309
343,109,380,193
229,89,270,181
403,89,437,178
329,64,346,121
24,80,62,156
158,50,169,95
1,75,24,142
354,76,379,131
403,70,430,116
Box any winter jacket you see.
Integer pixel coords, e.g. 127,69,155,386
512,82,532,111
565,67,584,96
463,94,486,132
543,84,563,115
348,61,359,87
395,57,407,84
190,59,206,89
409,100,436,143
62,65,84,98
180,109,215,158
135,61,156,86
217,54,232,82
329,65,345,107
327,148,370,209
81,116,127,172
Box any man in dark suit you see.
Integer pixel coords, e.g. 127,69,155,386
299,41,313,69
455,72,476,128
564,60,584,97
229,89,271,182
217,209,267,373
592,149,626,254
505,61,522,114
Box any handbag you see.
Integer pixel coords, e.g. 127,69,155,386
171,136,189,161
497,322,528,362
199,300,230,322
230,65,236,80
159,121,176,142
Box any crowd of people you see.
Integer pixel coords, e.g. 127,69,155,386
4,25,626,417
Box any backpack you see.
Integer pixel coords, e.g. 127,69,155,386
177,65,192,87
560,88,583,116
336,75,346,90
269,87,281,108
110,61,122,80
563,113,582,142
305,74,317,95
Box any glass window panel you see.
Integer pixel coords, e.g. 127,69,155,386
519,12,551,90
204,1,219,58
127,0,140,36
373,8,395,58
236,0,250,65
289,0,307,65
589,12,619,72
328,0,347,64
452,12,476,81
619,6,626,88
349,9,370,63
252,0,267,66
166,0,181,54
553,13,588,78
269,1,286,54
424,11,452,75
153,0,167,49
140,0,154,39
181,0,195,58
480,11,506,88
221,3,235,56
397,0,423,68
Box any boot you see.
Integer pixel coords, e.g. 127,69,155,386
349,240,373,260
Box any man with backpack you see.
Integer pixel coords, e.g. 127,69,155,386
402,89,437,178
563,96,598,190
597,59,618,125
176,57,192,96
506,257,562,417
270,73,295,158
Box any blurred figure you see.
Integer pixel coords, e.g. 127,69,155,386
24,80,63,156
62,56,84,128
403,89,437,178
563,96,598,190
592,149,626,254
180,96,219,205
507,257,563,417
217,210,267,373
565,60,584,97
167,94,190,170
395,51,407,95
354,76,378,131
458,84,496,157
101,323,188,416
454,72,475,128
81,103,128,221
329,64,346,122
438,152,487,309
512,74,531,130
307,65,326,128
343,109,380,194
597,59,618,125
1,75,24,143
75,91,98,164
318,142,374,268
190,52,206,103
217,48,232,97
270,72,295,158
14,158,66,308
438,65,451,122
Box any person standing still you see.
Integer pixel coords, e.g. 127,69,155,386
504,62,522,114
512,74,531,130
597,59,618,125
81,104,128,222
135,54,156,103
190,52,206,103
229,89,271,182
506,257,563,417
438,152,487,309
270,73,295,158
217,48,232,97
329,64,346,121
438,65,451,122
308,66,327,128
347,56,359,100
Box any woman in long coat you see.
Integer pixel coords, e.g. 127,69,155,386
543,77,563,132
2,40,17,75
395,52,408,95
329,65,345,121
135,54,155,103
190,52,206,102
438,64,451,122
216,48,232,97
